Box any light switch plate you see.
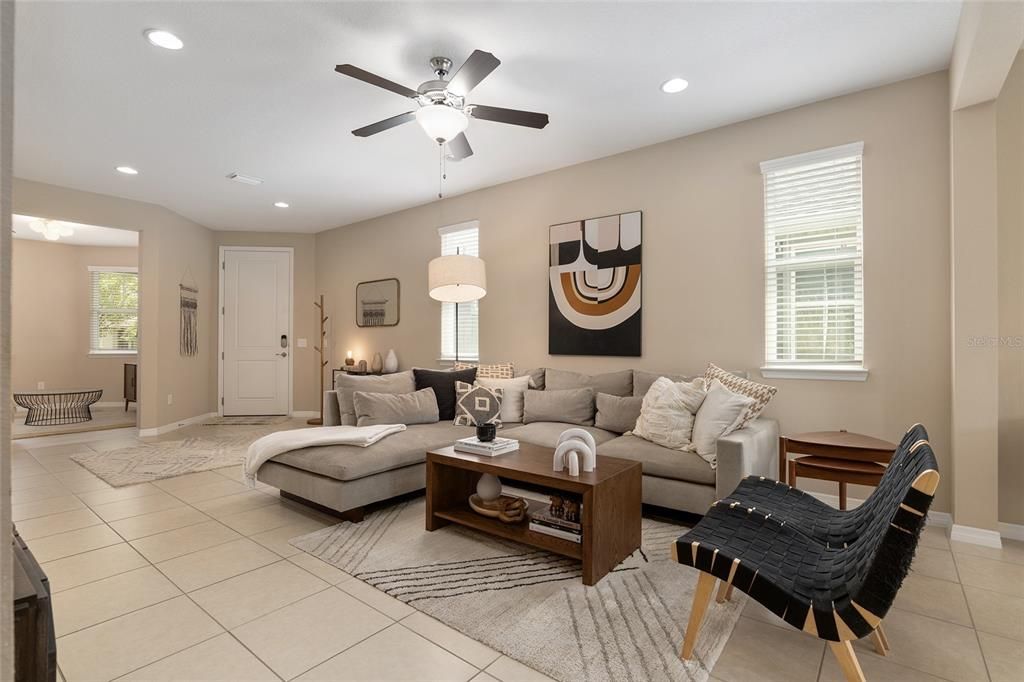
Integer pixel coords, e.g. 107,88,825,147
297,338,308,348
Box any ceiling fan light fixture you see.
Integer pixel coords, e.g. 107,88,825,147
415,104,468,143
144,29,184,50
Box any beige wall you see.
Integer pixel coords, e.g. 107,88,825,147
317,72,954,512
12,179,217,431
998,50,1024,525
12,239,138,403
212,232,320,412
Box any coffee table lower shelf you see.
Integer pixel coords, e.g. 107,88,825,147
433,501,583,560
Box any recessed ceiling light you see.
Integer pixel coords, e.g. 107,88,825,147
116,166,139,175
274,202,289,208
144,29,183,50
660,77,689,94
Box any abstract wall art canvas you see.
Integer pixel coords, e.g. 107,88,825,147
549,211,642,356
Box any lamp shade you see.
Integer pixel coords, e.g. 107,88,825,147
428,254,487,303
415,104,469,143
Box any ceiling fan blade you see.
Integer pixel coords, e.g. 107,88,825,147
335,64,420,99
446,50,501,97
469,104,549,129
446,132,473,161
351,111,416,137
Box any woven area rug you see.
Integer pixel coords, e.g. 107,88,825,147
290,497,743,682
70,436,249,486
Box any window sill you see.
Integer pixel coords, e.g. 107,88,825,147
760,365,868,382
88,351,138,358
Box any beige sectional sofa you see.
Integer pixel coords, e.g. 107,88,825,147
256,368,779,519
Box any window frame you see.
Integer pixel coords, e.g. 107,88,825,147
437,220,480,363
88,265,140,357
759,142,868,382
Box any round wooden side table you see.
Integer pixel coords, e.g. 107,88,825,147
779,430,898,510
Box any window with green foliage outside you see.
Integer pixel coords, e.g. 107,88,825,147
89,268,139,353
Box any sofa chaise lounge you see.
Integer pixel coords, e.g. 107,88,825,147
255,368,779,520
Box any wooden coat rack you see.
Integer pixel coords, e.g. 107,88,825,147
309,294,329,425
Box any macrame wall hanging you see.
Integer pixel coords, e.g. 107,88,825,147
179,267,199,357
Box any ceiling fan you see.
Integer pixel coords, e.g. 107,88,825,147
335,50,549,161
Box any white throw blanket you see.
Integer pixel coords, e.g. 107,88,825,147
243,424,407,487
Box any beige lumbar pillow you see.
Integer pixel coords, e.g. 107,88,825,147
687,379,756,465
630,377,707,451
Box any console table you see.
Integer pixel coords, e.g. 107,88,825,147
780,430,898,510
13,389,103,426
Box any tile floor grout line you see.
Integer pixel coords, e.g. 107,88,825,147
951,551,996,682
282,620,412,681
56,588,185,640
394,615,503,671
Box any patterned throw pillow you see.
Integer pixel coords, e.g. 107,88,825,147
453,381,503,427
704,363,777,427
453,361,515,379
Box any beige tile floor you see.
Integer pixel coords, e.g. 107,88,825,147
12,422,1024,682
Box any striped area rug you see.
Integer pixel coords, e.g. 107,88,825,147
290,497,743,682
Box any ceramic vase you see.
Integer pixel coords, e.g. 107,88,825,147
383,349,398,374
371,352,383,374
476,473,502,502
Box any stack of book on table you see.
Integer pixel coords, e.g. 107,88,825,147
453,436,519,457
529,507,583,543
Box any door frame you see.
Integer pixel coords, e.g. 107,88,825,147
217,246,295,417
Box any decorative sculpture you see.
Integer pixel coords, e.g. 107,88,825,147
553,428,597,476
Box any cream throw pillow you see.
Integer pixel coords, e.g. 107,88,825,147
630,377,707,451
477,375,531,423
687,379,757,465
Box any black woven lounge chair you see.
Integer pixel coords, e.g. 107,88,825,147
672,431,939,682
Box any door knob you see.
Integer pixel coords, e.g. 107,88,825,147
276,352,288,358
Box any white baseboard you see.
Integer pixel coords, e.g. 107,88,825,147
138,412,218,437
950,524,1003,549
291,410,319,419
999,522,1024,542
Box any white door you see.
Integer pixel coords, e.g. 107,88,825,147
222,249,291,415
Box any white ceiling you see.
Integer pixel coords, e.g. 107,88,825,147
13,1,962,233
12,214,139,248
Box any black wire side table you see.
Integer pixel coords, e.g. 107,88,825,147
13,389,103,426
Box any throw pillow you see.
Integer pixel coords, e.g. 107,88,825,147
631,377,708,450
352,388,439,427
704,363,777,427
453,381,503,427
594,393,643,434
453,361,515,379
334,370,415,426
687,379,756,464
544,368,633,397
521,367,546,390
633,370,694,398
523,388,595,426
413,367,477,421
477,375,531,423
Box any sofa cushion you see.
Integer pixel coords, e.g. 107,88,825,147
269,422,473,482
633,370,694,397
597,434,716,485
594,393,643,434
353,388,439,427
476,375,530,423
523,388,594,426
502,422,617,449
545,368,632,397
521,368,546,390
453,381,502,427
414,367,477,421
334,371,415,426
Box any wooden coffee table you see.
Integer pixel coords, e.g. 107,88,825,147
426,442,642,586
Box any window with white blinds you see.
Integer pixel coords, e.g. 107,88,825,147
439,222,480,361
761,142,864,375
89,266,139,353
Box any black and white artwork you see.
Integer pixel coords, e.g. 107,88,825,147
548,211,642,356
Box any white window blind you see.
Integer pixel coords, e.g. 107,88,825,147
761,142,864,370
89,266,139,353
439,222,480,361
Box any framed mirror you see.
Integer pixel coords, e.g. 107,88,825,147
356,278,400,327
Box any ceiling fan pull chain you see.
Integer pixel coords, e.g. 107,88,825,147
438,142,444,199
